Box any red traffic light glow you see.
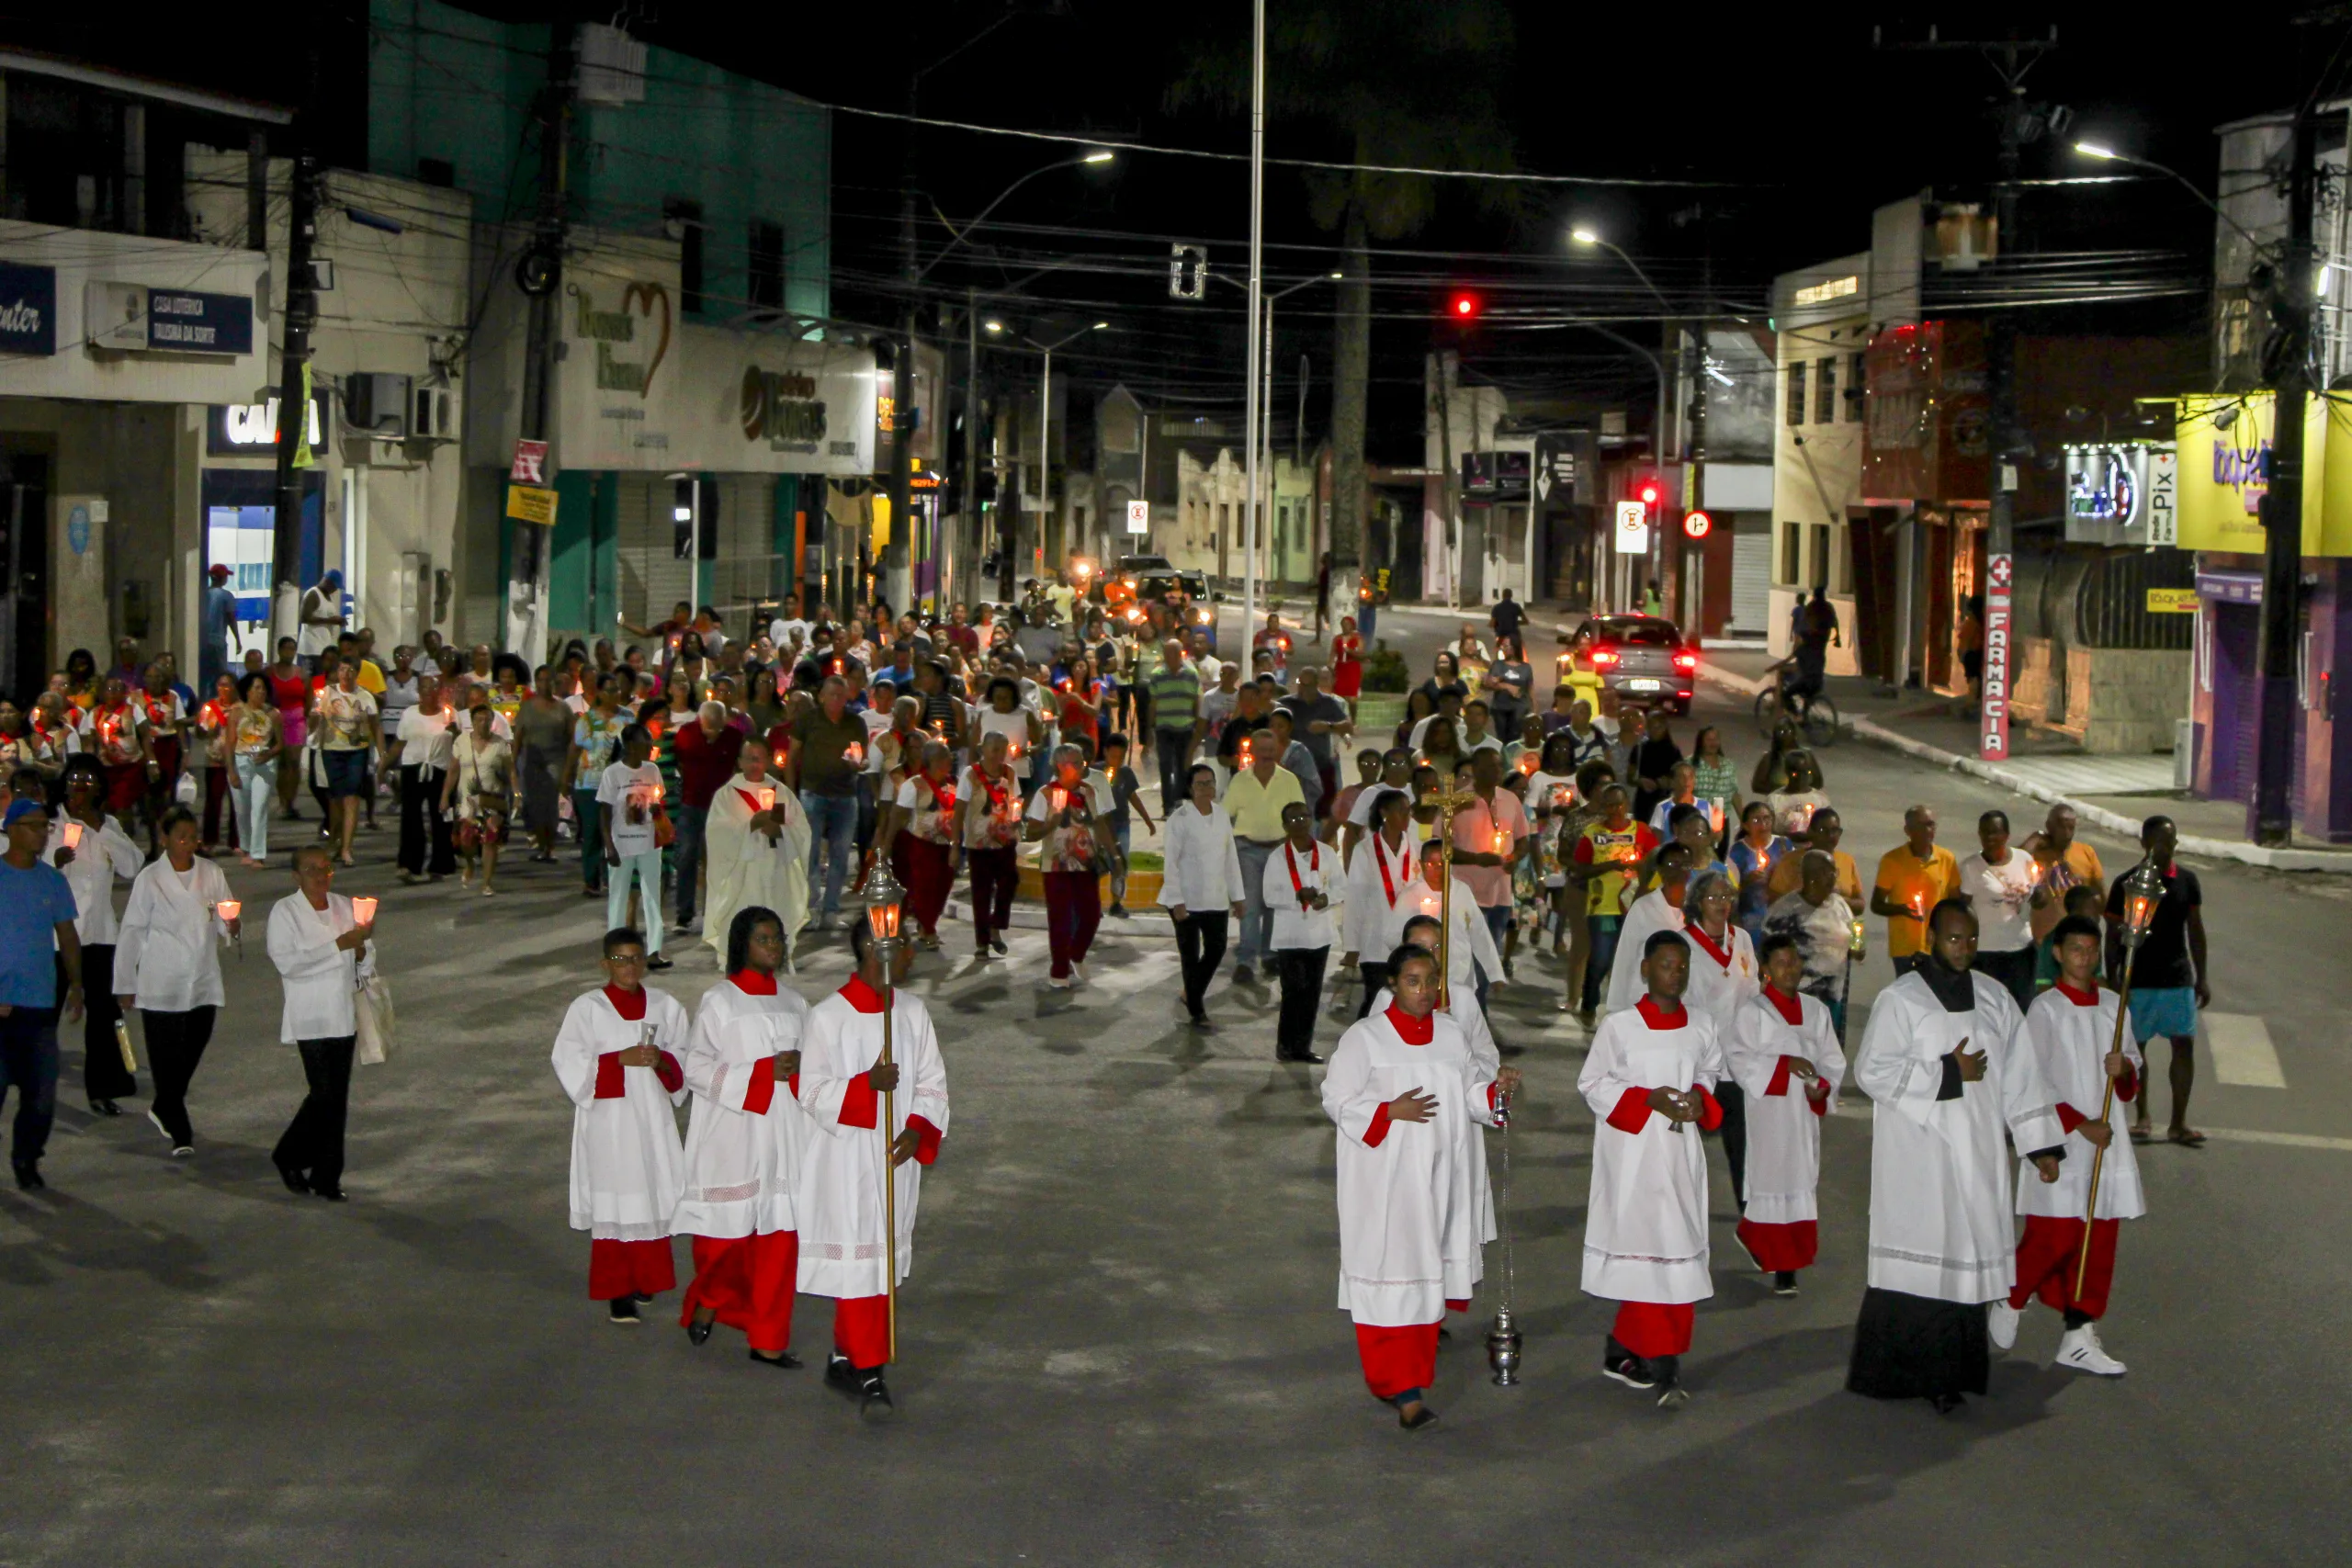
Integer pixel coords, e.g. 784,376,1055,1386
1638,482,1660,505
1451,293,1480,319
1683,510,1713,539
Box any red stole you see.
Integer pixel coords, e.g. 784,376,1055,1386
603,984,648,1021
2054,980,2099,1007
1685,922,1734,970
1385,1005,1434,1045
840,975,885,1014
1762,984,1804,1026
729,969,778,996
1284,839,1320,896
1371,832,1403,906
1635,996,1687,1030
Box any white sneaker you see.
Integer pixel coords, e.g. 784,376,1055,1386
2055,1324,2126,1376
1046,974,1074,990
1072,961,1089,987
146,1109,174,1145
1988,1300,2021,1350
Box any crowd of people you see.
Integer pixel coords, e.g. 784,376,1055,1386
0,578,2215,1435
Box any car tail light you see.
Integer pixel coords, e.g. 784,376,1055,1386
1672,651,1699,671
1590,648,1621,669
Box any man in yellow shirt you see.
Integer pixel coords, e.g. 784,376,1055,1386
1870,804,1961,975
1224,728,1306,985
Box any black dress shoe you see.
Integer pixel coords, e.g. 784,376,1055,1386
1397,1401,1439,1431
750,1348,804,1371
275,1161,311,1195
646,955,674,971
857,1371,895,1417
1277,1049,1325,1065
13,1163,44,1191
88,1098,121,1117
311,1186,347,1202
824,1353,859,1395
685,1318,714,1347
608,1297,642,1325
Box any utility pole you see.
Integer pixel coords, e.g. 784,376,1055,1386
889,71,918,615
959,286,980,613
269,149,321,643
2252,109,2319,846
511,21,577,669
1240,0,1266,635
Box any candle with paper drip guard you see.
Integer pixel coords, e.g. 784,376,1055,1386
213,899,244,959
61,821,83,852
350,897,379,927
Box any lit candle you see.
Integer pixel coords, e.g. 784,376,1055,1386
61,821,84,851
1518,751,1537,775
843,741,864,766
1492,827,1509,855
350,897,379,926
755,785,776,813
1049,786,1069,815
214,899,242,922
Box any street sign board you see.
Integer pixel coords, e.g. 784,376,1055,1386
510,439,548,486
1613,500,1649,554
1682,509,1712,539
1980,551,2014,761
1125,500,1149,535
505,484,558,525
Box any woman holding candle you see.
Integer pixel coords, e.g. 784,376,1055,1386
266,844,376,1200
1729,803,1792,944
224,674,282,867
956,731,1024,960
444,703,517,896
192,673,242,853
1024,745,1114,988
89,676,150,847
883,742,959,950
516,666,574,865
48,757,145,1115
114,807,237,1156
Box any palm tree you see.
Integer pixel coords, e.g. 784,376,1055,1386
1170,1,1517,570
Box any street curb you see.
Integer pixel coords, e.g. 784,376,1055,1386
1696,666,2352,874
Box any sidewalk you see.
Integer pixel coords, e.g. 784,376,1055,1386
1699,649,2352,874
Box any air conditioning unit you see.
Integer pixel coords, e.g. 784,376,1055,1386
346,372,413,440
412,385,455,441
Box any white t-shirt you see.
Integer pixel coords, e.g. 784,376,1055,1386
395,705,458,773
298,587,342,658
1960,849,2037,953
597,760,665,860
769,616,810,651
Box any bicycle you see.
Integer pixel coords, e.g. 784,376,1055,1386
1753,675,1840,750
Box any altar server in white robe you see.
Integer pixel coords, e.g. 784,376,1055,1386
1339,786,1419,1018
1378,837,1504,1015
114,807,237,1156
1580,928,1724,1405
677,905,814,1368
1603,841,1696,1015
1679,868,1760,1208
1847,897,2066,1413
796,918,950,1417
1322,945,1516,1431
1995,914,2143,1378
550,927,690,1323
1727,933,1843,1295
1366,914,1498,1246
700,739,811,967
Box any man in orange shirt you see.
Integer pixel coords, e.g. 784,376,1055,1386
1870,805,1961,976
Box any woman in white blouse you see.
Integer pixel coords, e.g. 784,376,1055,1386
114,806,238,1156
1156,762,1247,1030
48,756,145,1115
266,844,377,1200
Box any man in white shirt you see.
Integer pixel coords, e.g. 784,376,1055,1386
266,845,376,1200
598,724,672,969
297,570,345,671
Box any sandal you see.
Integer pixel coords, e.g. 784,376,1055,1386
2128,1122,2154,1145
2167,1126,2207,1147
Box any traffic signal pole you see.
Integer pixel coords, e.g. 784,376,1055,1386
2252,111,2317,846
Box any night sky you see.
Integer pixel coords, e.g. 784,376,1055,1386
6,0,2318,453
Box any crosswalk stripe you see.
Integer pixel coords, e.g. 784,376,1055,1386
2203,1011,2286,1089
2204,1127,2352,1152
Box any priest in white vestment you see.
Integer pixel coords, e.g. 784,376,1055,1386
700,739,811,967
1726,934,1844,1293
1995,913,2143,1378
550,927,689,1321
796,919,950,1416
1580,927,1724,1404
1847,897,2066,1412
676,905,814,1366
1322,945,1516,1430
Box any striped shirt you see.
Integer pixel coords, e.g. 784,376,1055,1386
1148,666,1201,734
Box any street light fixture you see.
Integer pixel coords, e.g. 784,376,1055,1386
1255,271,1346,585
1001,320,1110,600
2072,141,2264,248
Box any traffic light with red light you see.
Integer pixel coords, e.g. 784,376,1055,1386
1449,292,1481,321
1638,480,1660,508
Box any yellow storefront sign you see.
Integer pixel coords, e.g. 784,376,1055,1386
2173,393,2352,555
871,493,891,549
505,484,559,525
2146,588,2199,614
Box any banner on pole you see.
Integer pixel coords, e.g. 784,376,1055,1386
1980,551,2013,761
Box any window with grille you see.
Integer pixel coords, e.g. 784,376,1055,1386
1779,521,1802,585
1815,358,1837,423
1785,362,1807,426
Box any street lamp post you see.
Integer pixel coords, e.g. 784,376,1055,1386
987,319,1108,605
1572,228,1681,611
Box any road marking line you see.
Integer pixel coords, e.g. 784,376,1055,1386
2203,1012,2285,1089
2203,1127,2352,1152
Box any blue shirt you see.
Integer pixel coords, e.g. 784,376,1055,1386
0,858,79,1009
203,584,239,648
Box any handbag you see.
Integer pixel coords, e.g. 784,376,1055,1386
355,974,397,1065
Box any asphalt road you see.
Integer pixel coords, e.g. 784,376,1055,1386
4,613,2347,1566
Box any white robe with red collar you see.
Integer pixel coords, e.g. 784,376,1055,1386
1681,920,1760,1042
1578,997,1724,1304
551,987,689,1241
2015,983,2144,1221
673,975,815,1239
794,980,950,1299
1322,1006,1500,1326
1727,988,1845,1226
